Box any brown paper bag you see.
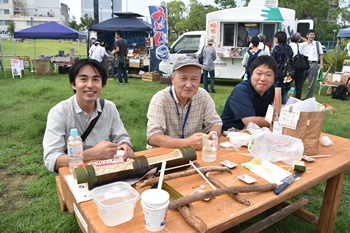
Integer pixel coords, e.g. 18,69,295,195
282,111,324,155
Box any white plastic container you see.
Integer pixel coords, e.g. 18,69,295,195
90,181,140,227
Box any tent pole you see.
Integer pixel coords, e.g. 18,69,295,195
34,39,36,57
0,34,7,78
334,38,340,72
14,37,16,57
78,39,81,58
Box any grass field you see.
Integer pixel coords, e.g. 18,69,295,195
0,39,349,232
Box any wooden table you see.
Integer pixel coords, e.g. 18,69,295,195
56,133,350,233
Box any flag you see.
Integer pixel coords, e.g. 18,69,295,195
149,6,169,60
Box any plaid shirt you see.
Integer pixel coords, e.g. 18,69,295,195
272,43,293,87
147,86,222,142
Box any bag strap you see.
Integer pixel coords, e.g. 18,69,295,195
316,41,320,61
347,77,350,85
81,98,105,142
297,43,301,55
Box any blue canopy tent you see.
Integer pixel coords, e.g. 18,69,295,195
14,21,86,57
335,27,350,71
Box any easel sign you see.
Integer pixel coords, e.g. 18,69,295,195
342,59,350,73
10,59,22,79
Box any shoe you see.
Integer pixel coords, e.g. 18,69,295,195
205,89,209,92
109,78,114,80
117,83,124,86
210,90,216,93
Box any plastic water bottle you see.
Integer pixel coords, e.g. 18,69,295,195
68,128,83,173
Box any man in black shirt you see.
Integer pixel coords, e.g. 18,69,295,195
113,30,129,85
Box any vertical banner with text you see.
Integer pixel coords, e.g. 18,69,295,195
149,6,169,60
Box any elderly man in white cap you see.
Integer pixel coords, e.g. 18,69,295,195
146,55,222,149
202,38,217,93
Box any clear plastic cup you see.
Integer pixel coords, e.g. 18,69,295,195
202,134,218,162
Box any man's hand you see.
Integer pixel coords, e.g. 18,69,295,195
117,142,134,160
84,140,119,162
186,133,204,150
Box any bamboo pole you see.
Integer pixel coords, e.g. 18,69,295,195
194,162,250,206
136,166,231,188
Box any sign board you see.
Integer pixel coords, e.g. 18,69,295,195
207,20,220,49
10,59,22,78
342,59,350,73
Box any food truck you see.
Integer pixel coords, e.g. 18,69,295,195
159,0,313,79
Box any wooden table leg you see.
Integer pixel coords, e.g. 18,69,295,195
317,172,345,233
55,176,68,211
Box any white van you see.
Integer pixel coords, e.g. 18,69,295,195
159,0,313,79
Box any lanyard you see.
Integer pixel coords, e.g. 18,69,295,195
169,85,192,138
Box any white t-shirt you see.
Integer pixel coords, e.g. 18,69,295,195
299,41,323,62
347,42,350,56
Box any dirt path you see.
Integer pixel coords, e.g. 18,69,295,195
0,169,39,212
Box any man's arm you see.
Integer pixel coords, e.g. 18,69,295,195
148,133,204,150
242,116,270,128
319,54,324,69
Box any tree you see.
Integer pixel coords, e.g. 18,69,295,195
278,0,329,20
68,16,81,31
214,0,236,9
161,1,187,40
80,14,95,31
7,20,15,37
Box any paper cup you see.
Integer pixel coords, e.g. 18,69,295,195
141,200,169,232
141,189,170,209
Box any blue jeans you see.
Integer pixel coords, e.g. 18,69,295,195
117,58,128,84
281,82,293,104
203,70,215,91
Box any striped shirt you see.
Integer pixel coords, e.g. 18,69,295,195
147,86,222,141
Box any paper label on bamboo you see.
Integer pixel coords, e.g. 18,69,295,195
94,159,134,176
278,108,300,130
273,121,283,134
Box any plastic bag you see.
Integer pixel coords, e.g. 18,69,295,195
248,131,304,165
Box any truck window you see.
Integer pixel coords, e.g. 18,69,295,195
171,35,201,54
297,23,310,37
262,24,275,46
245,23,260,42
223,24,235,46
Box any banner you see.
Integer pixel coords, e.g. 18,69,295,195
149,6,169,60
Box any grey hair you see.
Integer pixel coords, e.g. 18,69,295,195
290,32,301,43
258,34,266,42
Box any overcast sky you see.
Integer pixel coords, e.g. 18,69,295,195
60,0,244,23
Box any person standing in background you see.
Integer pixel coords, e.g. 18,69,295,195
202,38,217,93
112,31,129,85
300,29,324,99
290,33,307,100
257,34,271,55
271,31,293,104
347,41,350,56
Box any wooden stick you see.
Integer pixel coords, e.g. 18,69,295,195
279,201,319,225
193,162,250,206
162,183,207,233
168,183,277,210
177,206,208,233
240,198,308,233
308,155,331,158
136,166,232,188
279,165,314,170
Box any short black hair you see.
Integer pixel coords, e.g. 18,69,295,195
307,29,315,35
116,30,123,38
250,55,278,79
274,31,287,44
68,59,107,92
251,36,260,47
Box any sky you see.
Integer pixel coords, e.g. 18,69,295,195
60,0,244,24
